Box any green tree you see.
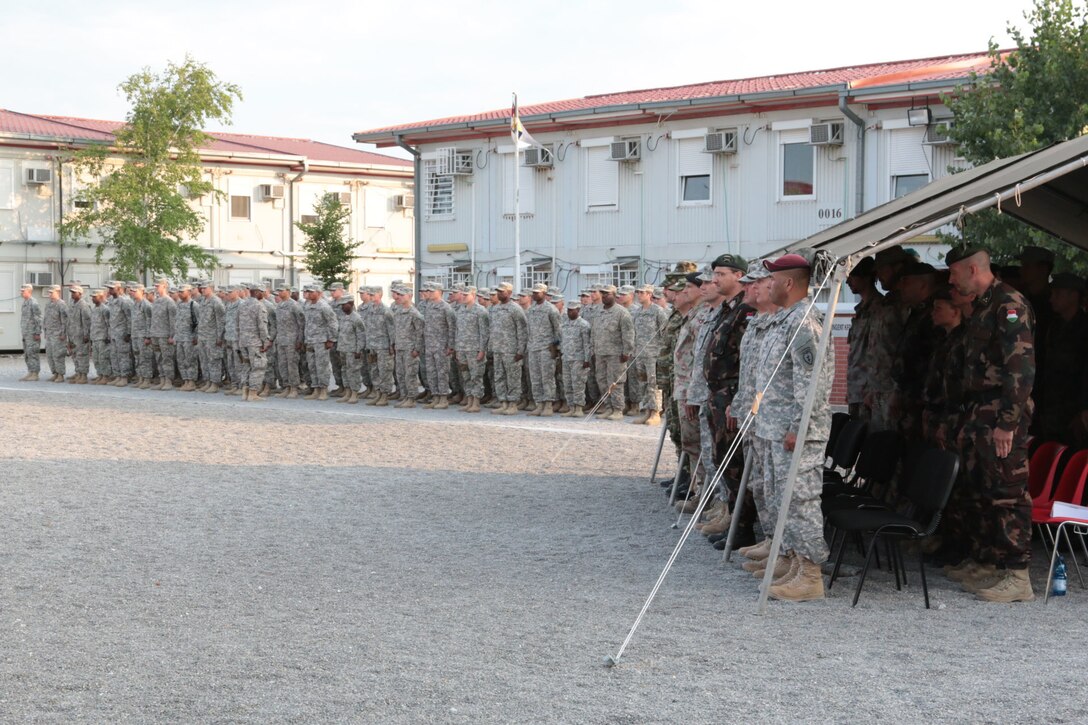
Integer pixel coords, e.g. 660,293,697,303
60,56,242,280
297,193,358,287
944,0,1088,271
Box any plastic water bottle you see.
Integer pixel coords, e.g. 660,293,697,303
1052,554,1068,597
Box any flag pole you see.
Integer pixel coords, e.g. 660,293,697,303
513,93,521,291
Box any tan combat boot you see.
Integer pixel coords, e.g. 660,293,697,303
316,387,329,401
387,391,401,401
433,395,449,410
466,397,481,413
399,396,416,408
769,556,825,601
501,401,519,416
259,383,272,398
336,390,352,403
643,411,661,426
945,559,981,582
491,401,508,415
539,401,554,417
604,408,624,421
527,403,544,417
595,406,613,418
66,374,78,383
114,376,130,387
423,396,436,409
975,568,1035,602
449,393,463,405
304,386,320,400
556,401,571,414
249,387,266,402
770,552,799,584
745,556,791,579
346,390,360,404
364,388,379,400
373,391,389,407
329,387,345,398
93,375,109,385
570,405,584,418
285,386,299,399
961,564,1000,593
631,410,649,424
225,385,243,396
699,511,733,536
19,372,39,382
739,538,772,562
76,373,89,384
517,398,532,411
205,383,220,394
275,386,290,398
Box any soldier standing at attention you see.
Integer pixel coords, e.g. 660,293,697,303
89,289,112,383
631,283,669,425
488,282,528,416
559,300,592,418
421,281,456,410
221,286,241,393
303,285,338,401
946,246,1036,603
454,286,490,413
844,257,879,420
19,283,42,381
864,245,911,430
363,286,396,407
128,284,154,389
42,285,68,383
65,284,92,384
525,282,562,417
258,284,278,397
150,278,177,390
195,281,226,393
236,283,271,401
590,284,635,422
108,280,135,386
172,284,199,391
326,282,347,397
757,254,834,602
335,297,366,404
274,284,305,399
391,285,424,408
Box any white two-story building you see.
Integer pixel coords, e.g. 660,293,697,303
0,109,414,351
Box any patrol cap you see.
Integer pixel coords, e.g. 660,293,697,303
169,286,179,294
46,284,61,293
126,280,140,288
945,245,988,266
195,279,211,288
711,253,747,272
338,296,355,306
495,282,513,292
107,280,123,288
155,277,171,286
740,260,771,283
579,289,593,297
452,283,467,293
683,272,703,287
873,245,913,267
848,257,876,278
763,254,811,272
516,289,530,298
899,262,937,278
636,283,654,293
616,284,635,296
476,287,490,296
1051,272,1086,293
599,284,617,294
327,282,345,291
567,300,582,310
20,283,33,291
666,278,687,292
177,283,192,292
463,285,478,295
1019,245,1055,266
696,266,714,283
275,283,290,292
91,287,106,296
69,284,84,294
531,283,549,294
549,293,564,303
652,287,665,299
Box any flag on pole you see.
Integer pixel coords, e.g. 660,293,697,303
511,93,543,150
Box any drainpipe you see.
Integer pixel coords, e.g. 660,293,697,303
287,159,308,286
839,91,865,218
394,135,421,301
56,156,64,286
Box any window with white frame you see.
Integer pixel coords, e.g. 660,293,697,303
0,161,13,210
423,159,455,218
585,146,618,210
779,130,815,199
888,127,931,200
521,264,551,290
230,194,251,221
581,261,639,289
503,153,535,217
677,138,711,205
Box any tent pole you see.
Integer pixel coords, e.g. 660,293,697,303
721,450,754,563
756,261,847,614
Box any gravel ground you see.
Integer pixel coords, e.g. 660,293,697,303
0,354,1085,723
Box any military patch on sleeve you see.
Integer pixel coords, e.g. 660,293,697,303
797,342,815,368
1005,307,1019,324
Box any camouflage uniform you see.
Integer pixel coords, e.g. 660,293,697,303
688,302,724,483
196,294,225,383
338,307,367,392
422,296,456,396
276,296,305,389
959,278,1035,570
590,304,635,411
364,299,396,395
489,300,528,403
223,296,241,388
109,292,135,378
846,294,878,419
864,293,904,432
150,293,177,384
43,295,68,376
922,325,968,448
736,310,774,529
632,303,668,411
20,291,42,374
753,299,833,564
673,304,704,459
891,301,936,441
582,302,602,401
174,297,198,383
90,299,112,378
237,295,270,389
659,307,685,453
455,300,490,399
303,296,339,390
560,314,592,406
130,296,154,380
393,303,424,398
261,296,278,388
66,295,92,377
526,299,562,403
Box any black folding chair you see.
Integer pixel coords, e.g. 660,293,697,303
822,429,901,515
826,448,960,608
823,419,868,484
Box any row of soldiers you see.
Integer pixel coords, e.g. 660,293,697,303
17,277,675,417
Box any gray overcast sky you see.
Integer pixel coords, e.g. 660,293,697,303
3,0,1034,159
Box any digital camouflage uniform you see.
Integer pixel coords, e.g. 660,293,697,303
673,304,704,461
276,296,305,389
223,297,241,387
338,307,367,392
66,295,92,377
590,303,635,412
891,301,936,442
752,298,833,564
582,302,602,401
364,299,396,395
846,293,878,419
261,296,278,389
130,296,153,380
455,300,490,399
422,297,456,396
90,299,112,378
489,301,528,403
735,310,774,530
632,303,668,411
864,293,904,432
393,303,424,398
173,297,198,383
109,292,135,378
959,278,1035,570
237,296,270,389
526,299,562,403
303,297,339,390
43,295,68,377
560,314,592,406
659,307,685,454
21,292,42,374
150,293,177,384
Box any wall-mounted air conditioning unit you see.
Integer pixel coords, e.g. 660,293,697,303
300,214,319,225
258,184,285,201
703,129,738,154
393,193,415,210
436,147,474,176
523,146,554,168
25,168,53,185
26,271,54,287
808,122,844,146
609,138,641,162
923,121,956,146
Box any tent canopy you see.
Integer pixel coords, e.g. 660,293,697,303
785,134,1088,260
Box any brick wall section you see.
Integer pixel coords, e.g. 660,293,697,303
830,313,853,408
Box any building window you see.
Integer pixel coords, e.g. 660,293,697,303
585,146,618,210
780,135,814,199
893,173,929,199
677,138,712,205
581,261,639,289
503,154,535,217
423,159,454,219
230,195,251,220
521,265,552,290
0,163,13,210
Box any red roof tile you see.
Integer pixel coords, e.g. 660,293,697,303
355,51,996,137
0,109,411,168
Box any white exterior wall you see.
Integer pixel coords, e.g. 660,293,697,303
0,147,413,351
416,103,960,292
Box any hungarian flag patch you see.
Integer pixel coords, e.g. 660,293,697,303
1005,308,1019,323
